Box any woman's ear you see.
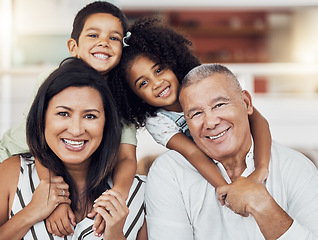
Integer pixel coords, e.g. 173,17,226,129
242,90,253,115
67,38,78,57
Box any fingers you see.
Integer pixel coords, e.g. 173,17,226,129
93,189,129,224
45,204,74,237
50,182,71,205
50,220,69,237
216,185,230,206
57,218,74,237
87,209,97,219
95,190,127,216
92,214,105,237
46,219,53,235
95,197,116,216
68,207,76,227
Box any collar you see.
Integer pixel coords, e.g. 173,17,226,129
215,138,254,183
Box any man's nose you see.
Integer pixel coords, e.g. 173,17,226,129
203,110,220,130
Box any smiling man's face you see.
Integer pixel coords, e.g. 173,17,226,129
180,73,253,162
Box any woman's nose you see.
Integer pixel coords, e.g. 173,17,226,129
68,117,85,136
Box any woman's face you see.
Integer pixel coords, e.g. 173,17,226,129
45,86,105,168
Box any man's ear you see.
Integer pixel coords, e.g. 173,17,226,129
242,90,253,115
67,38,78,57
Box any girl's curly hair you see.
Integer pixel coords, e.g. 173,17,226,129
108,18,200,128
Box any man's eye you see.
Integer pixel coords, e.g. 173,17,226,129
58,112,69,117
214,103,225,109
85,114,97,119
191,112,202,119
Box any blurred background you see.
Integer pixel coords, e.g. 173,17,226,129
1,0,318,166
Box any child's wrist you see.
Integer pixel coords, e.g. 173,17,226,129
249,167,269,182
110,186,129,200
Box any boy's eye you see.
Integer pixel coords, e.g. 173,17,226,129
85,114,97,119
110,36,120,41
88,34,98,38
58,112,69,117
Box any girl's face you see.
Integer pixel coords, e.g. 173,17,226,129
68,13,124,76
126,55,182,112
45,86,105,169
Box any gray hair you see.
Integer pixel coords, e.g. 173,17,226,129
181,64,242,92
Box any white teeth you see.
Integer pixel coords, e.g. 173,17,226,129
63,139,85,147
93,53,109,59
159,87,169,97
208,129,227,140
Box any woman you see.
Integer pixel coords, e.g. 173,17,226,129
0,58,146,240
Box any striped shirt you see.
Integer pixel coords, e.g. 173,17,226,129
10,154,146,240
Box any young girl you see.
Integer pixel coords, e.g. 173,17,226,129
110,18,271,200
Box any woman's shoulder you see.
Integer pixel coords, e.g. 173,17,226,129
0,155,21,210
0,155,21,176
127,175,146,207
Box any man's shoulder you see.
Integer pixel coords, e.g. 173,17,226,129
148,150,199,180
271,141,317,171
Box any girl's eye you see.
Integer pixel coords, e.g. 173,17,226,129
85,114,97,120
58,112,69,117
155,67,162,75
139,80,148,88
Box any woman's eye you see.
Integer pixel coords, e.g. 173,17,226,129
58,112,69,117
85,114,97,119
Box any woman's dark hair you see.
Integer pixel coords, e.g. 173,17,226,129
109,18,200,128
26,57,121,215
71,1,128,42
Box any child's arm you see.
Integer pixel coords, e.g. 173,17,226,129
248,107,271,182
91,144,137,236
111,143,137,201
167,133,227,189
35,159,76,237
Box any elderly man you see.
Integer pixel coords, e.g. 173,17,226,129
145,64,318,240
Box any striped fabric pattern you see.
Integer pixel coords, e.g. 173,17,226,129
10,154,146,240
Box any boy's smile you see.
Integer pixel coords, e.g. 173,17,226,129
67,13,124,76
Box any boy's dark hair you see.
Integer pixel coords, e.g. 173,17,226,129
71,1,128,42
109,18,201,128
26,57,121,217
